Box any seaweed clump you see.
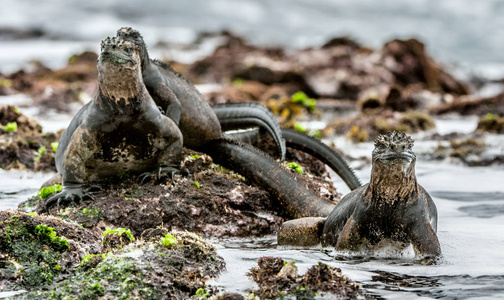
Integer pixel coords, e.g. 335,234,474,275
247,256,363,299
476,113,504,133
330,110,436,142
0,105,58,171
102,227,135,251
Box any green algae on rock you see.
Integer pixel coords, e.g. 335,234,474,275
476,113,504,134
0,210,102,292
23,230,225,300
1,210,225,299
102,227,135,251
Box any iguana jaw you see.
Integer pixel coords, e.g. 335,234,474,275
377,151,415,163
100,50,135,67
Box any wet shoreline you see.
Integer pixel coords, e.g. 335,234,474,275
1,20,504,299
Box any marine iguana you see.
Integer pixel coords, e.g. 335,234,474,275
112,28,364,218
277,131,441,259
45,37,184,209
116,27,360,189
212,102,361,190
116,27,287,160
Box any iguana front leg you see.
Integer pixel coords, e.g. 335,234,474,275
138,116,186,184
144,70,182,125
45,127,97,210
410,220,442,263
158,86,181,126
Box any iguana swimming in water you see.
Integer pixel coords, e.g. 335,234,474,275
117,27,360,190
44,37,184,209
277,131,441,260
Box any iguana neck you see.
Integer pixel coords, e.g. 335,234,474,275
364,160,418,205
97,62,147,113
139,45,150,70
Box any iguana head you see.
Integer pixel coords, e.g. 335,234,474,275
97,37,144,107
116,27,149,66
372,131,415,165
99,36,140,69
367,131,417,202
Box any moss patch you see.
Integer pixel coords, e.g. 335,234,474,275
23,231,225,300
102,227,135,251
37,184,62,199
0,210,102,291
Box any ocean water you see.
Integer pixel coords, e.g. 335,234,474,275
2,0,504,78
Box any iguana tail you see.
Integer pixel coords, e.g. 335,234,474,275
227,128,362,190
200,138,336,219
282,128,361,190
212,102,286,161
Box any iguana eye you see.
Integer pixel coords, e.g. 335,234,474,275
124,47,133,54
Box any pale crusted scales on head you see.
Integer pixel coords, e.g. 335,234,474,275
117,27,143,40
100,36,135,52
374,131,414,151
118,27,134,34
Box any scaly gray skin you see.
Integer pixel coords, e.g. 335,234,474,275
278,131,441,260
45,37,183,210
117,27,284,158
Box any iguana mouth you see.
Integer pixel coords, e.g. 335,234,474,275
100,51,134,66
379,152,415,162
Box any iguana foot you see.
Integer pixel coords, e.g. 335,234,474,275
45,185,96,212
417,255,443,265
138,167,189,185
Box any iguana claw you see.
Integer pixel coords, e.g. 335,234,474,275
45,185,96,212
138,167,189,184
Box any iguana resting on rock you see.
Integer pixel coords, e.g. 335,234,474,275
43,32,339,219
111,28,363,218
117,27,360,189
212,102,361,190
45,37,184,209
116,27,287,160
277,131,441,260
